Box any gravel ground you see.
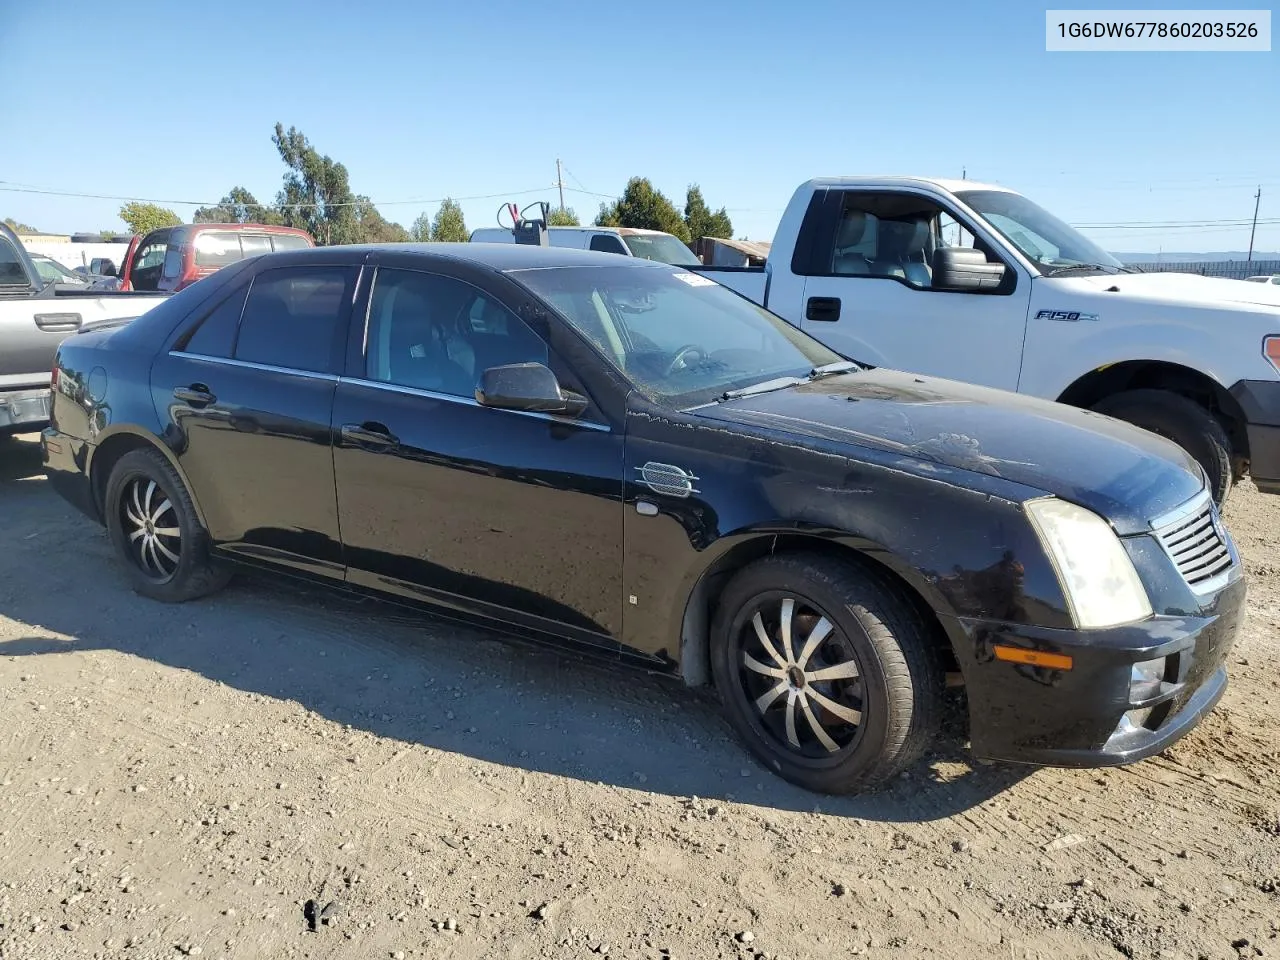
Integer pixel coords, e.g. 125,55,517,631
1,431,1277,960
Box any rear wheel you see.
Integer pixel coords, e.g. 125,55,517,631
710,552,943,794
1090,389,1233,507
104,448,231,602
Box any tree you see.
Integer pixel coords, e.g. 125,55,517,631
595,178,689,242
683,184,733,245
410,211,433,242
118,202,181,235
271,123,359,246
352,197,411,243
193,187,282,225
430,198,469,242
548,207,580,227
3,217,39,234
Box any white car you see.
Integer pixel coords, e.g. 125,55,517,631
1245,275,1280,285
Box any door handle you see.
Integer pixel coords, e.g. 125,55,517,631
173,384,216,407
34,312,83,332
341,422,399,449
805,297,841,322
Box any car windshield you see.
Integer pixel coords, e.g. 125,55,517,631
511,264,846,408
955,189,1126,274
33,256,85,284
620,233,702,266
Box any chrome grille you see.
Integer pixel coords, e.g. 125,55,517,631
1152,491,1234,593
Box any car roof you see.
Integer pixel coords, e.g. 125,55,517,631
276,241,677,272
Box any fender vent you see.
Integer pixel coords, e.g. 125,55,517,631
636,462,699,498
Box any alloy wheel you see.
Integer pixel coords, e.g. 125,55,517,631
737,596,865,758
121,476,182,581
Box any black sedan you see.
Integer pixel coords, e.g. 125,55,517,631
41,243,1245,794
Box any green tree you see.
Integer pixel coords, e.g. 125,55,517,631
271,123,359,246
193,187,282,225
352,197,411,243
548,206,580,226
430,198,469,242
118,202,181,235
3,217,39,234
683,184,733,244
595,178,689,242
410,211,433,242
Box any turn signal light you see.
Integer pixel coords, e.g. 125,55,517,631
992,645,1074,671
1264,336,1280,374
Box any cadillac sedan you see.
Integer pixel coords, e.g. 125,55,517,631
42,243,1244,794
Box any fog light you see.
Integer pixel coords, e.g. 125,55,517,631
1115,707,1154,736
1130,657,1166,703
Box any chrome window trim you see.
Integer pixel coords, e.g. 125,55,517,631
169,351,339,382
339,376,612,433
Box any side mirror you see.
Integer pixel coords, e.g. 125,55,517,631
933,247,1006,291
476,362,588,417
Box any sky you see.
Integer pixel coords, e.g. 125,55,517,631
1,0,1276,255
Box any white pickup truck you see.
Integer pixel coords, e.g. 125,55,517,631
1,222,168,436
693,177,1280,505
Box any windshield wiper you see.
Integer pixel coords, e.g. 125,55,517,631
721,376,806,401
809,360,860,379
1045,262,1130,277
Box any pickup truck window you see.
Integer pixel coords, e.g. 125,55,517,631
514,264,842,407
271,234,312,252
589,234,628,256
953,189,1125,274
828,193,945,288
0,235,28,285
131,238,168,292
620,234,702,266
162,247,184,281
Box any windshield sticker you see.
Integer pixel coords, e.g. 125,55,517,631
672,272,717,287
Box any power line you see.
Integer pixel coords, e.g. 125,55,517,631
0,184,553,209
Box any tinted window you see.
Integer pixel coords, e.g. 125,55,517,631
0,236,26,285
235,266,356,373
589,234,628,255
181,284,249,358
366,268,548,397
271,234,312,252
193,231,245,268
131,239,168,291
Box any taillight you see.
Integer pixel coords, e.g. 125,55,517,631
1265,336,1280,374
51,360,59,391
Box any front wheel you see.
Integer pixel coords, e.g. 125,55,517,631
104,448,231,602
1090,389,1233,507
710,552,943,794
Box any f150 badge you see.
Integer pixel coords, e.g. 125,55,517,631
1036,309,1100,322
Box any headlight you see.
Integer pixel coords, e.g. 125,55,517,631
1025,497,1153,629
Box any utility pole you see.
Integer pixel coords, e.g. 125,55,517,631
555,159,566,212
1247,185,1261,264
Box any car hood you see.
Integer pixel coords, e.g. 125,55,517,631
693,367,1206,535
1054,271,1280,310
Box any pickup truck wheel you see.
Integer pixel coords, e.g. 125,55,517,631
710,552,943,794
1090,389,1233,507
104,448,231,602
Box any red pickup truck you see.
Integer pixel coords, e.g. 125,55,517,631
117,223,314,292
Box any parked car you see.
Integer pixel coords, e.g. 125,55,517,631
469,225,702,265
690,177,1280,508
117,223,314,293
1245,274,1280,285
42,243,1243,793
0,222,168,436
29,253,91,290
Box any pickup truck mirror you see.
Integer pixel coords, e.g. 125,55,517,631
933,247,1006,291
476,362,588,417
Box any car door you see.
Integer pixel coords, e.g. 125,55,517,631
331,258,626,647
796,189,1031,391
151,258,360,578
129,231,171,292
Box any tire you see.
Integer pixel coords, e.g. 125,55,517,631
1090,389,1233,507
710,552,944,794
104,448,231,602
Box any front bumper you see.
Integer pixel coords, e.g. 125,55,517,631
1230,378,1280,494
41,427,100,524
0,389,51,435
946,571,1245,767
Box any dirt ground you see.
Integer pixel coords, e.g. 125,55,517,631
1,431,1277,960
